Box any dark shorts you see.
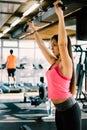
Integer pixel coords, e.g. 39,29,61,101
7,69,16,77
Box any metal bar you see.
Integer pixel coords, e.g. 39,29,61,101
0,12,13,15
85,51,87,91
0,1,23,4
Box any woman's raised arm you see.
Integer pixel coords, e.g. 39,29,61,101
28,21,56,64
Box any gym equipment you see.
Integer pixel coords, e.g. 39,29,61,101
29,76,48,106
0,83,23,93
76,47,83,86
29,84,48,106
1,83,10,93
40,76,44,83
74,45,87,110
32,64,37,69
23,23,29,32
19,125,32,130
38,64,43,69
23,76,48,106
75,45,84,98
57,2,67,11
0,64,6,69
16,63,26,69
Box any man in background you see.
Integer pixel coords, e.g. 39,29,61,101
6,49,17,87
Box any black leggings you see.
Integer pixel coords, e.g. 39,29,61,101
55,102,81,130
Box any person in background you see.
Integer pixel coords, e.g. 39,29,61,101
28,0,81,130
6,49,17,88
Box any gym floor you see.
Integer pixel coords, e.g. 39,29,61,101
0,93,87,130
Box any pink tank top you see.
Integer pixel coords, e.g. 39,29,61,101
46,64,72,100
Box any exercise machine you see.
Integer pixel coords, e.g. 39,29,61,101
23,77,48,106
74,45,87,110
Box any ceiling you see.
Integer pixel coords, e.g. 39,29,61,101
0,0,87,40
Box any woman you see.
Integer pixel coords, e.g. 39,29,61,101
28,0,81,130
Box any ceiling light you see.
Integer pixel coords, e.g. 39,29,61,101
11,18,21,27
23,3,40,17
0,33,4,38
3,27,11,34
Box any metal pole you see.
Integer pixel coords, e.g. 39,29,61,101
85,50,87,91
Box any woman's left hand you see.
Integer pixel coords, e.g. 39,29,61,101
53,0,63,16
